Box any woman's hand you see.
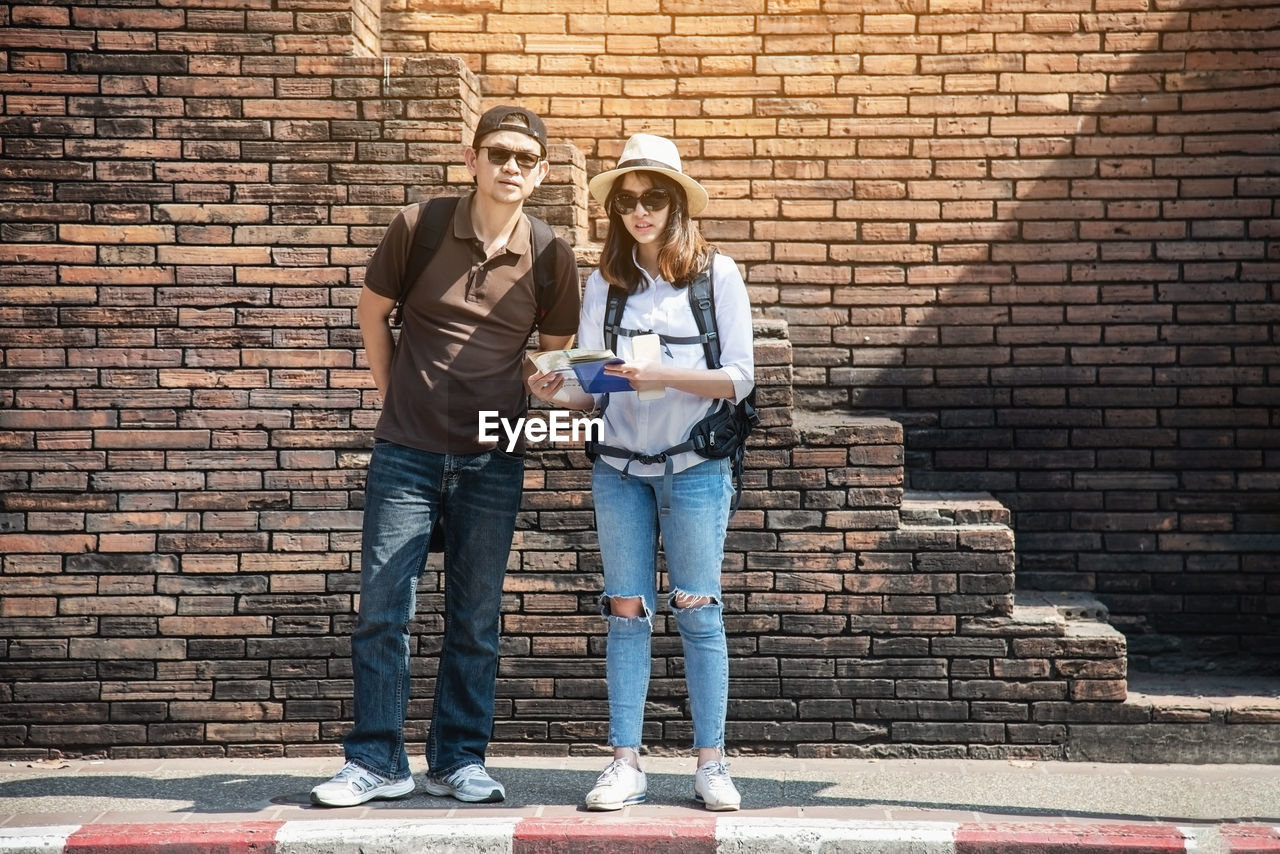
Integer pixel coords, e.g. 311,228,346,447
605,361,737,400
603,360,668,393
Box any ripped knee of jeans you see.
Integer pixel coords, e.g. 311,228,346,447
669,589,719,611
600,594,653,630
669,588,723,634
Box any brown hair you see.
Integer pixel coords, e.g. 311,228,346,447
598,171,712,294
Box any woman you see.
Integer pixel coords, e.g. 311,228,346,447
530,133,755,811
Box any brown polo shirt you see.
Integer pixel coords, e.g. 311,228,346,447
363,194,580,454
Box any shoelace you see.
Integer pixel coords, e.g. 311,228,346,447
596,758,632,786
335,763,383,791
699,760,734,792
450,764,491,785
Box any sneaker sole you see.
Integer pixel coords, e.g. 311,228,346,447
585,793,646,811
694,793,741,812
422,781,505,803
310,778,415,808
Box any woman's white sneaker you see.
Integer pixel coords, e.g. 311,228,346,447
693,759,741,811
584,758,647,810
310,760,415,807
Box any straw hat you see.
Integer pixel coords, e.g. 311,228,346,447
588,133,709,217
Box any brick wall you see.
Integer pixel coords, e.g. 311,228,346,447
382,0,1280,669
0,8,494,754
352,0,382,57
0,0,1277,759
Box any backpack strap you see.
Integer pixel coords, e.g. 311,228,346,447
393,196,458,327
602,286,629,355
685,249,720,369
601,251,721,357
394,196,559,327
607,326,709,347
526,214,558,327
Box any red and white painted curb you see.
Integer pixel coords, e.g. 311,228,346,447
1,818,1278,853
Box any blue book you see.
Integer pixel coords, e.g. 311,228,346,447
572,357,631,394
530,348,634,397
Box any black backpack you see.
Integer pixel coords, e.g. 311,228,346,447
392,196,559,327
589,252,759,513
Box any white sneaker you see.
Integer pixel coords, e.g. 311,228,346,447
309,761,415,807
584,758,647,811
694,759,741,811
422,763,506,803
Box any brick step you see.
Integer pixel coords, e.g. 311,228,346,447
955,590,1274,763
854,490,1019,619
1014,590,1114,624
792,410,905,449
959,591,1129,699
900,491,1011,527
1064,670,1280,763
961,591,1123,641
1127,670,1280,722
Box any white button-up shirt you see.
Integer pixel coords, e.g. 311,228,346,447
577,250,755,477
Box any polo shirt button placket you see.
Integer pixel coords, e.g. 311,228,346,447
466,255,487,303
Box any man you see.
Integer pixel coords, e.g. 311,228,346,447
310,106,580,807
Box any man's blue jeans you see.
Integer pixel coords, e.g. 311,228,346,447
344,439,524,780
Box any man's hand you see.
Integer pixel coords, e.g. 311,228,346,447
357,287,398,398
527,367,567,403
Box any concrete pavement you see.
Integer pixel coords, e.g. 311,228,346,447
1,753,1278,852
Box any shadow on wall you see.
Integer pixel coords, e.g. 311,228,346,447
749,8,1280,674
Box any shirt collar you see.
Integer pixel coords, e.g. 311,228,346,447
631,245,662,286
452,191,532,257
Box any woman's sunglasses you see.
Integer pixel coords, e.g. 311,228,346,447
611,188,672,216
482,146,543,171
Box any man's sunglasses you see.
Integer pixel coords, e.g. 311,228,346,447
611,188,672,216
481,146,543,170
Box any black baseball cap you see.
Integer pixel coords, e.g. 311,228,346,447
473,105,548,156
